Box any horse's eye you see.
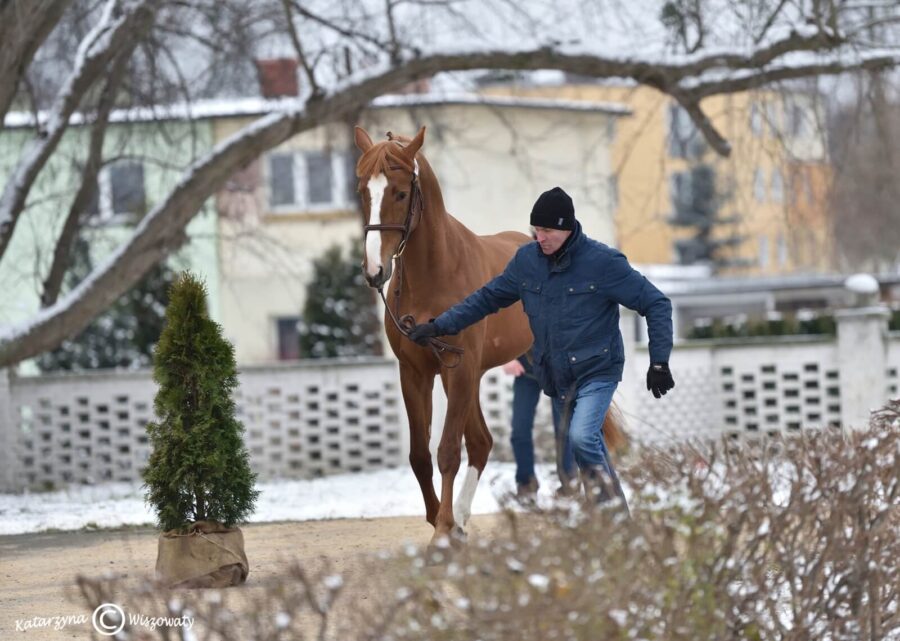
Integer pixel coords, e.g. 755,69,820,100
395,191,408,201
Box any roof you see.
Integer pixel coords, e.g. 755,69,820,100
2,92,630,130
656,271,900,297
369,92,631,116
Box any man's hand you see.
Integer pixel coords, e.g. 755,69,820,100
646,362,675,399
407,321,438,346
502,360,526,376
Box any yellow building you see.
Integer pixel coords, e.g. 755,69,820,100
480,80,833,275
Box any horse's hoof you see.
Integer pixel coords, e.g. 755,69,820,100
450,525,468,546
425,534,452,564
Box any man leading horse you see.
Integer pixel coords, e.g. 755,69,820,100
409,186,676,509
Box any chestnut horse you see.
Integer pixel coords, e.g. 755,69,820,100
354,125,625,545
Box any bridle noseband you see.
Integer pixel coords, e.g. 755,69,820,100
362,157,463,368
362,160,422,260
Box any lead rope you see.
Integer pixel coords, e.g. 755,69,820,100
376,281,464,369
376,181,463,369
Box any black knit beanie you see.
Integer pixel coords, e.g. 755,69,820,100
530,187,575,230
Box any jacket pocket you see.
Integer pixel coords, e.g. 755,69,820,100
566,336,613,380
519,280,543,318
563,281,600,323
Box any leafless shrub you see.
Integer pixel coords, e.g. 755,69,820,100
79,402,899,640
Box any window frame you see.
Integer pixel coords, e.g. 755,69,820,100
266,150,351,213
88,159,146,225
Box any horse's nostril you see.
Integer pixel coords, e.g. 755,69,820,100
364,266,385,288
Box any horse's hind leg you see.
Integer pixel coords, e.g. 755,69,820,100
399,365,440,526
454,403,492,529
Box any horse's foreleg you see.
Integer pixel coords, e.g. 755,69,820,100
399,366,439,526
432,370,477,546
454,404,492,528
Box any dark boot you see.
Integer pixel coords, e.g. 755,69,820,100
580,466,630,517
515,476,539,504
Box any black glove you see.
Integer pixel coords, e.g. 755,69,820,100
408,321,439,346
646,362,675,399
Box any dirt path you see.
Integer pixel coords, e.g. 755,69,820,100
1,514,507,640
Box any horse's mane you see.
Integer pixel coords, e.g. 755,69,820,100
356,136,416,178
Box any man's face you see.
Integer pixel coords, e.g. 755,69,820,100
533,226,572,255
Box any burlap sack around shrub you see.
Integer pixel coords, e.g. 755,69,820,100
155,520,249,589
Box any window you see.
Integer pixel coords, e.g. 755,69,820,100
88,160,146,222
670,164,716,223
777,233,788,267
276,317,301,360
269,154,295,206
750,103,763,137
789,102,806,138
306,151,333,204
753,167,767,202
770,169,784,203
670,171,693,220
607,173,619,212
668,104,705,159
267,150,351,211
766,102,780,137
759,234,769,269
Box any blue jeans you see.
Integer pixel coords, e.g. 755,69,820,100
552,379,627,505
510,374,576,486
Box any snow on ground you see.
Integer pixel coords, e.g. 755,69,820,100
0,462,586,536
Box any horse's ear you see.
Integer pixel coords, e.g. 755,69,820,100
354,126,374,152
403,126,426,159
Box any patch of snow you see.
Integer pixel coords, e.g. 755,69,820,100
0,462,583,536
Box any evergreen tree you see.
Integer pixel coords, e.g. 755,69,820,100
143,272,258,532
36,236,173,371
298,242,383,358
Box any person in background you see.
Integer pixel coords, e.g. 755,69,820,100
504,349,577,501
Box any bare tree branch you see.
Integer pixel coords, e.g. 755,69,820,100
280,0,321,99
40,53,132,308
0,0,160,263
0,0,71,127
754,0,791,45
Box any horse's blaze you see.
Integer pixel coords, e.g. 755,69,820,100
364,173,388,278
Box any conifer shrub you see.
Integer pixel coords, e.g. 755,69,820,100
142,272,259,532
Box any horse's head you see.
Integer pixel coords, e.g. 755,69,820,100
354,125,426,289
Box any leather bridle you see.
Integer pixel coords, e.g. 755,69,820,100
362,159,463,368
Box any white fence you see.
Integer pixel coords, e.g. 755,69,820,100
621,306,900,445
1,307,898,493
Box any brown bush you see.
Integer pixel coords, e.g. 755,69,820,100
79,401,900,640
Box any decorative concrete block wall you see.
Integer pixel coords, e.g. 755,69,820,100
2,316,898,493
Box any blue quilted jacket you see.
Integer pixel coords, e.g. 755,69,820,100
434,221,673,398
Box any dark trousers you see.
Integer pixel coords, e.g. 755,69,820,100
510,374,576,486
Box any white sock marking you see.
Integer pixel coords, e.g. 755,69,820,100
453,466,480,527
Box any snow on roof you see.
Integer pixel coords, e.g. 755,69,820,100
369,92,631,115
3,91,630,130
2,96,295,129
658,272,900,297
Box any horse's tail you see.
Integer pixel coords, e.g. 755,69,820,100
603,402,628,454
